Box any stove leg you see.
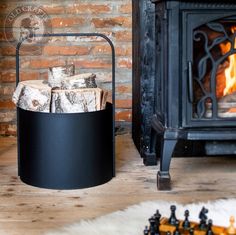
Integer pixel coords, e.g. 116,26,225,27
157,138,177,190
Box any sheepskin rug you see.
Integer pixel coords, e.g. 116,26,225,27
44,199,236,235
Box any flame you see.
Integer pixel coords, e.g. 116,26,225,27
220,26,236,95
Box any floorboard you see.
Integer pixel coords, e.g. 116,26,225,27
0,134,236,234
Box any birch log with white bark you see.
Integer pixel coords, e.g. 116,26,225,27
51,88,103,113
12,80,51,112
48,64,75,88
61,73,97,89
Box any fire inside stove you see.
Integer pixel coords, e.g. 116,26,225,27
193,22,236,118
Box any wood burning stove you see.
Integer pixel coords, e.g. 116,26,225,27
132,0,236,190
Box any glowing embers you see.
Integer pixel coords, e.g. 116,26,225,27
215,26,236,117
219,26,236,96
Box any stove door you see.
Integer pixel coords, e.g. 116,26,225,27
183,11,236,127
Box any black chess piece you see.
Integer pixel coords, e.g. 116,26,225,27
206,219,214,235
199,207,208,230
154,210,161,222
149,216,156,235
154,210,161,235
144,225,149,235
169,205,177,225
174,220,181,235
182,209,190,229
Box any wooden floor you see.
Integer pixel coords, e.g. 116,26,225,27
1,133,236,235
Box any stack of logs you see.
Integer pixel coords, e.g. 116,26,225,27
12,65,108,113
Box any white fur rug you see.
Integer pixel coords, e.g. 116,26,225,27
44,199,236,235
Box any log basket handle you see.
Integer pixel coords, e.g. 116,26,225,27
15,33,116,178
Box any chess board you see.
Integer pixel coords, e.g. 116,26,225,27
144,205,236,235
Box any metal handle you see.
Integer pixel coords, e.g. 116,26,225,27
16,33,115,105
188,61,193,103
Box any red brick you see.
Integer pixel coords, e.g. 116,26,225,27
0,111,16,123
43,45,90,56
0,45,42,56
117,58,132,69
92,17,132,28
119,4,132,14
0,46,15,56
0,71,16,83
20,46,42,55
73,59,111,69
116,99,132,109
29,59,65,69
0,17,5,27
0,100,15,110
0,4,9,16
0,3,8,11
0,71,38,83
1,15,13,27
116,47,132,56
21,71,39,81
66,4,111,14
0,3,17,13
115,110,132,122
0,30,14,42
90,45,131,56
51,17,85,27
116,30,132,41
0,85,15,96
90,45,112,55
0,123,16,136
42,5,65,14
117,85,132,93
0,59,16,69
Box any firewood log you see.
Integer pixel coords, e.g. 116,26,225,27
51,88,103,113
61,73,97,89
48,64,75,88
101,90,109,110
12,80,51,112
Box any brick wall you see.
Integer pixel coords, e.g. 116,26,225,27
0,0,132,136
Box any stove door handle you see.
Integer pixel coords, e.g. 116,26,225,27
188,61,193,103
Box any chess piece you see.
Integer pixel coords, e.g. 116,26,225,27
144,225,149,235
182,210,190,229
174,220,181,235
149,216,156,235
227,216,236,235
154,210,161,235
154,209,161,222
167,232,171,235
169,205,177,225
207,219,214,235
199,207,208,229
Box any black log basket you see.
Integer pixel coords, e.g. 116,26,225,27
15,33,115,189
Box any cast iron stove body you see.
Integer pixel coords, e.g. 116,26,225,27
133,0,236,190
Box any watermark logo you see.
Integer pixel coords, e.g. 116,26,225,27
4,5,52,52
